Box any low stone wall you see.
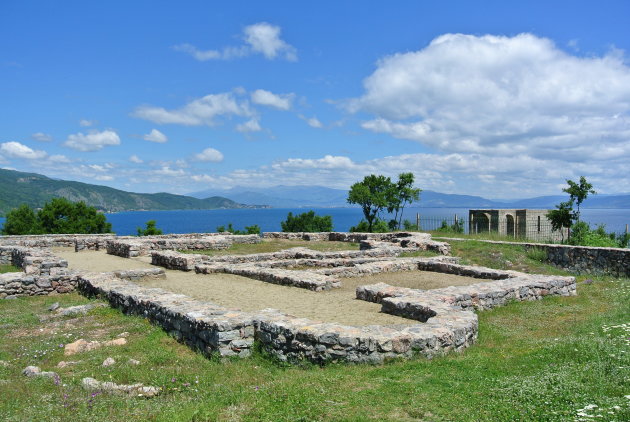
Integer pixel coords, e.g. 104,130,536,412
78,273,256,358
436,237,630,277
106,234,261,258
0,234,116,249
196,264,341,291
0,272,79,299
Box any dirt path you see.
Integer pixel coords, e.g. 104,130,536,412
54,248,484,327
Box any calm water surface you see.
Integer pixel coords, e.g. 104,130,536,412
3,207,627,235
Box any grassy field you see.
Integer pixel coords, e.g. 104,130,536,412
183,239,360,256
1,241,629,421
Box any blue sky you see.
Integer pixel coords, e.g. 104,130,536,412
1,0,630,199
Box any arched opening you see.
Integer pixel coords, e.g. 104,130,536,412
474,213,490,233
506,214,515,237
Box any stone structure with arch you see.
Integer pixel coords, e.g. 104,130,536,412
468,209,566,241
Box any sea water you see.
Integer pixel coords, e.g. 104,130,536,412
2,207,627,236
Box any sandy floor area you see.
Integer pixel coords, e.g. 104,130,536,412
54,248,484,327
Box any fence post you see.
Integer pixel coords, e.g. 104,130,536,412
416,213,420,231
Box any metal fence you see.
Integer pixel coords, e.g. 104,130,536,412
405,215,628,245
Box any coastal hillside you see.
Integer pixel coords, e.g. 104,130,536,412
0,168,259,215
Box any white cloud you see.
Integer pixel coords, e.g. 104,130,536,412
236,118,262,133
79,119,96,127
31,132,52,142
251,89,294,110
194,147,224,162
243,22,297,61
133,93,252,126
94,175,113,181
191,174,217,183
129,155,143,163
48,154,71,163
350,33,630,166
0,141,47,160
173,22,296,62
153,166,186,177
143,128,168,143
299,115,323,128
64,130,121,151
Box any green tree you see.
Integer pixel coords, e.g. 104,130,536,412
387,172,421,230
1,198,111,235
37,198,112,234
546,200,574,242
137,220,163,236
562,176,596,222
281,210,333,232
1,204,41,235
347,174,395,232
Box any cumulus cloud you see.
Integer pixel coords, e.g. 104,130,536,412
129,155,143,163
0,141,47,160
236,118,262,133
153,166,186,177
31,132,52,142
194,147,224,162
173,22,296,62
133,93,252,126
350,33,630,165
64,130,121,152
143,128,168,143
251,89,294,110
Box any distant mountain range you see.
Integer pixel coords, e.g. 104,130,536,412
0,168,262,216
189,185,630,209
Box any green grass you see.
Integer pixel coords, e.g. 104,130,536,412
183,239,360,256
1,243,629,421
0,264,20,273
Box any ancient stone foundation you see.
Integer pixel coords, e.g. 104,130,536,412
0,232,581,364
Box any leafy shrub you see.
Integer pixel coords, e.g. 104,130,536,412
436,219,464,233
402,219,419,231
349,219,389,233
137,220,163,236
569,222,619,247
280,211,333,232
216,223,261,235
1,199,111,235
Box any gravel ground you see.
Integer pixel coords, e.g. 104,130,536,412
54,248,485,327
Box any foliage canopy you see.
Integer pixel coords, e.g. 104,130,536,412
281,210,333,232
1,198,112,235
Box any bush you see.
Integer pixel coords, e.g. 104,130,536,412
1,198,111,235
569,222,619,247
137,220,163,236
280,211,333,232
216,223,260,235
402,219,419,231
349,219,389,233
435,219,464,233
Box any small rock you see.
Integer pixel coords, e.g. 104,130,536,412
56,361,80,368
82,377,160,398
55,303,107,317
117,332,129,338
581,278,594,285
22,366,59,380
0,360,10,367
102,357,116,367
48,302,60,312
128,359,140,366
64,337,127,356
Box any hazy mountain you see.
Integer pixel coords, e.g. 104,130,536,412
189,185,630,209
0,168,260,216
